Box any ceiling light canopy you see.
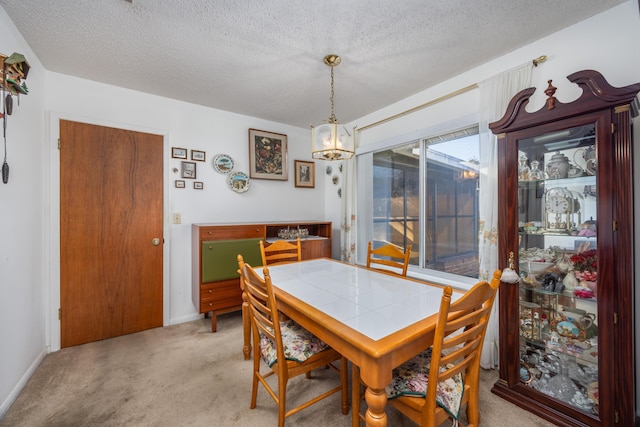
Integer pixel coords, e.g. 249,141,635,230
311,54,354,161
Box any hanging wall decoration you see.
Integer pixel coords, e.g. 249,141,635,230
1,52,31,184
212,153,234,174
248,128,288,181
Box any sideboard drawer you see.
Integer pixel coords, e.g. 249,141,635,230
199,279,242,313
199,225,265,240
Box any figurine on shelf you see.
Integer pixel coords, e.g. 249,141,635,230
518,155,531,181
577,218,597,237
529,160,545,180
548,331,561,349
562,270,579,291
539,272,564,293
571,249,597,296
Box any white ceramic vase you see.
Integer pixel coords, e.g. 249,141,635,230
563,271,579,291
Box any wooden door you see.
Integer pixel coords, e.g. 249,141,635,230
60,120,163,348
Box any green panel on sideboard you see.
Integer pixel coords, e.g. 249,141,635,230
202,238,262,282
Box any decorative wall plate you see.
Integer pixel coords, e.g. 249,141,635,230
212,154,234,174
228,171,250,193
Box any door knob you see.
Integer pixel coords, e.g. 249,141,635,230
152,238,161,246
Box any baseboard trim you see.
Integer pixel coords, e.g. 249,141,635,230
0,347,47,419
168,312,202,325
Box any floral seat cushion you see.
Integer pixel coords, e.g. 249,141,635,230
260,319,331,367
385,348,465,419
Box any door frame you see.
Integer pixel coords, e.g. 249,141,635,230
46,111,171,352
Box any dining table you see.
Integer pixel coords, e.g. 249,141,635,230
240,258,462,427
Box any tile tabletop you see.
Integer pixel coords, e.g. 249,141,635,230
262,259,458,341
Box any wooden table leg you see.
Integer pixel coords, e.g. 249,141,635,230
364,387,387,427
211,312,217,332
241,298,252,360
341,357,349,415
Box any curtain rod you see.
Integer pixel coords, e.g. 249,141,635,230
357,55,547,133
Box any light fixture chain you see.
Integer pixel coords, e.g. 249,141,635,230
329,64,336,122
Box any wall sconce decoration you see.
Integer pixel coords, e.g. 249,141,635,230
502,251,521,283
311,54,355,161
1,52,31,184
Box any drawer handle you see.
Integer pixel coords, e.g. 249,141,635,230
208,303,213,307
208,289,213,294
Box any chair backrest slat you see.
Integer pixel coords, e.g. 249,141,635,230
366,241,411,277
260,238,302,266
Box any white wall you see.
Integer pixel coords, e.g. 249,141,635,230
0,6,48,417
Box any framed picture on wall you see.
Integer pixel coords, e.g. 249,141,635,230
175,180,185,188
294,160,315,188
181,161,196,179
172,147,187,159
191,150,206,162
194,181,204,190
248,128,288,181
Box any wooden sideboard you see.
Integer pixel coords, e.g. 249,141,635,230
192,221,332,332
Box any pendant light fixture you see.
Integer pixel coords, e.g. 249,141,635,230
311,54,355,161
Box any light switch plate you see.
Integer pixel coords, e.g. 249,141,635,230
173,213,181,224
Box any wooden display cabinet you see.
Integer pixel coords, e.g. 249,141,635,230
192,221,332,332
490,70,639,426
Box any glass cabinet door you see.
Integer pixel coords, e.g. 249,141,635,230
516,122,598,415
492,70,638,427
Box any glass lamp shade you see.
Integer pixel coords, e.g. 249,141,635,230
311,122,354,161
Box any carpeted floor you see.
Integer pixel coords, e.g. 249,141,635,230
0,312,555,426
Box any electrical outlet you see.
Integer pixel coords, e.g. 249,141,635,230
173,213,181,224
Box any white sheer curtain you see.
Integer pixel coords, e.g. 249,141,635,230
340,157,357,264
478,63,533,369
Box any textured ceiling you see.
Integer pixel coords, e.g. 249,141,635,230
0,0,628,128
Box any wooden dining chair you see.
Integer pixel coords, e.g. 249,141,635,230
366,241,412,277
260,238,302,266
352,270,502,427
237,255,349,427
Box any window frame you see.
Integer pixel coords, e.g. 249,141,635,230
356,120,481,290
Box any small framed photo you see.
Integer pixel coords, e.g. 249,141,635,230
191,150,206,162
175,180,185,188
294,160,315,188
181,161,196,179
194,181,204,190
248,128,288,180
172,147,187,159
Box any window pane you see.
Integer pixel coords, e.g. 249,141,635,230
425,134,479,277
372,143,419,265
